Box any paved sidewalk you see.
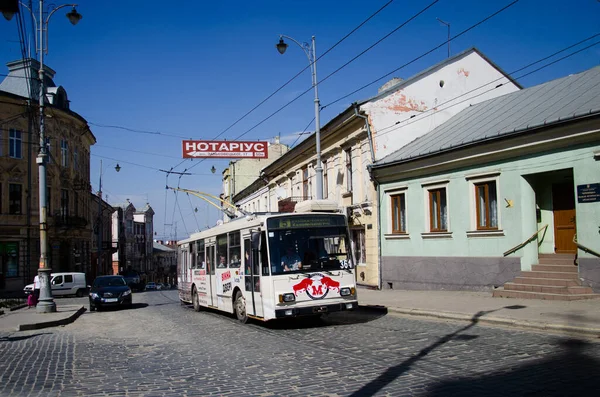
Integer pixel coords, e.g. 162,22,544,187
0,304,86,332
358,288,600,338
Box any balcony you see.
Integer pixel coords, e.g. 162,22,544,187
277,196,312,213
52,215,89,229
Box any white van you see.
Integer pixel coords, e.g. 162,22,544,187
24,272,88,297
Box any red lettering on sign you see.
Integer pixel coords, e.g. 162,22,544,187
182,140,269,159
311,285,324,296
221,271,231,282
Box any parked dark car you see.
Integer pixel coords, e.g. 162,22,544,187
89,275,132,311
119,270,144,292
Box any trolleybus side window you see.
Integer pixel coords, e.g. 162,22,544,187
207,245,215,275
191,241,197,269
197,240,205,270
217,234,227,269
260,231,269,276
228,232,241,268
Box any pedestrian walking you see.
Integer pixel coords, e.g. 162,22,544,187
33,274,40,301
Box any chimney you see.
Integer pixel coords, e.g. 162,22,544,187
378,77,403,94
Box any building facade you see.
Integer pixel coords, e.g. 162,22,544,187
111,201,135,275
90,193,115,278
371,66,600,296
221,137,290,220
133,204,155,276
232,48,520,288
0,59,95,293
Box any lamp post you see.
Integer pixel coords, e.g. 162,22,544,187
96,161,120,278
276,34,323,200
3,1,82,313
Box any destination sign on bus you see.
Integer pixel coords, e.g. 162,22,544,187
267,215,346,230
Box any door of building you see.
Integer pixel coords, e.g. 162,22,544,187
552,182,577,253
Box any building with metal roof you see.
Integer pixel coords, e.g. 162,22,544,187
371,65,600,298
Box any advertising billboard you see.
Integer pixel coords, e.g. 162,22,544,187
182,140,268,159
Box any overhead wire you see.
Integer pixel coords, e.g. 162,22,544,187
322,0,521,109
183,0,441,175
166,0,398,175
370,36,600,142
187,193,201,232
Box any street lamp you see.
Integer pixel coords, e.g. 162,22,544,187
96,160,119,279
4,1,82,313
276,34,323,200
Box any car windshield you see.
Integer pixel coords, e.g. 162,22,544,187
94,277,126,287
268,225,352,276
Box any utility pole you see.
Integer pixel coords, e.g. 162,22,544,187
437,18,451,58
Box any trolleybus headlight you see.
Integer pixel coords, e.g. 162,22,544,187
340,287,352,296
279,293,295,303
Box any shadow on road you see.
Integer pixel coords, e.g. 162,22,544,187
92,303,149,312
425,338,600,396
348,305,526,397
0,332,52,342
262,305,389,330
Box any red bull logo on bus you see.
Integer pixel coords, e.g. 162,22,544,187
292,274,341,300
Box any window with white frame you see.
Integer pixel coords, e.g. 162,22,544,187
467,173,501,232
45,137,52,164
302,167,309,199
60,189,69,221
351,229,366,266
475,181,498,230
73,148,79,171
427,186,448,232
345,149,353,192
60,139,68,167
323,160,328,199
391,192,407,233
9,129,22,159
9,183,22,214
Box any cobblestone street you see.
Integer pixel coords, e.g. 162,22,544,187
1,290,599,397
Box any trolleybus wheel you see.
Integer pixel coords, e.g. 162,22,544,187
193,287,201,312
234,291,248,324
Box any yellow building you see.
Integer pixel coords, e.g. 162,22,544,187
0,59,96,293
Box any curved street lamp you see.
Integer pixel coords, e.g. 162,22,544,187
3,1,83,313
276,34,323,200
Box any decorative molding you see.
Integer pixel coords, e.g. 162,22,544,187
421,232,453,239
467,230,505,238
384,233,410,240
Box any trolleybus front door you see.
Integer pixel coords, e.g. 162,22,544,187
206,244,216,307
247,234,264,317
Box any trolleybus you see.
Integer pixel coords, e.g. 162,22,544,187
177,200,358,322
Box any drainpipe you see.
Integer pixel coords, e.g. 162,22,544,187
353,103,375,164
354,103,381,289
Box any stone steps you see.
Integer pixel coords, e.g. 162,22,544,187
492,288,600,301
493,254,600,300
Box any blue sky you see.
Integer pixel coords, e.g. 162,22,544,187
1,0,599,239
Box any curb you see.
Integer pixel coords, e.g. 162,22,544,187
382,307,600,338
17,306,87,332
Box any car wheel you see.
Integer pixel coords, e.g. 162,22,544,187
234,290,248,324
76,289,84,298
89,304,96,312
193,287,202,312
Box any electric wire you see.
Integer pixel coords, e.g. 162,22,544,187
371,38,600,142
166,0,397,174
374,33,600,136
323,0,521,109
187,193,201,232
183,0,519,174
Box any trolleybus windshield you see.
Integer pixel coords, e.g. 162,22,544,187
266,215,352,276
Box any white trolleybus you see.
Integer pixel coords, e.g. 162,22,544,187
177,200,358,323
